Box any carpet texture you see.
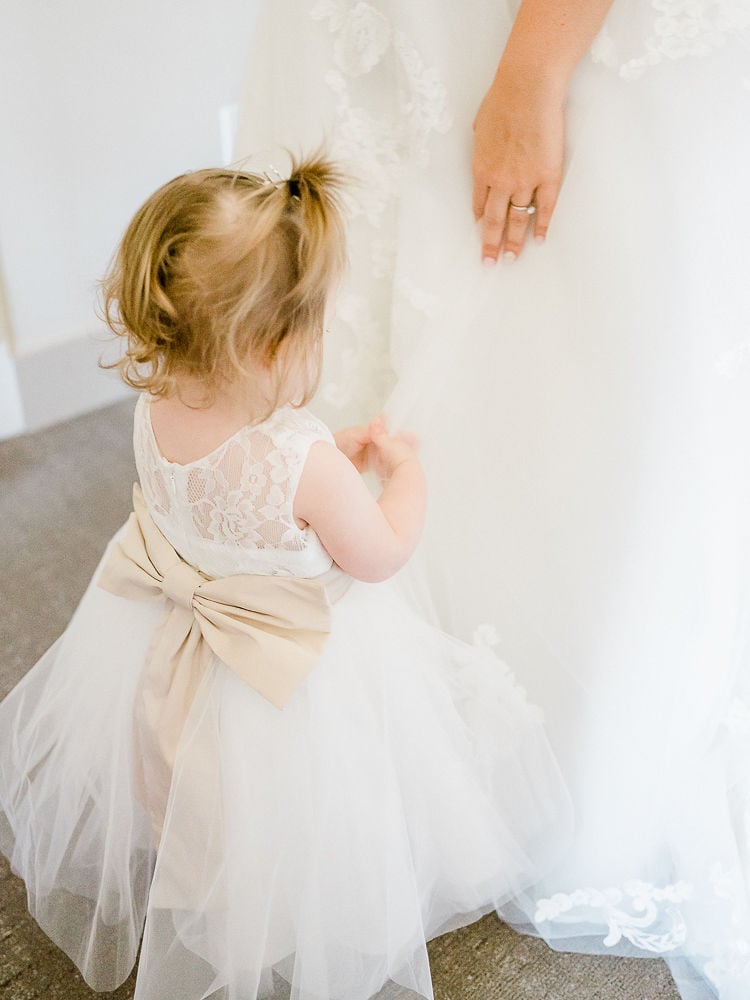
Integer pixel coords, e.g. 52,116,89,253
0,399,680,999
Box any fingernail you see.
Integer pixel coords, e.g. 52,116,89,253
534,235,545,245
503,251,516,262
482,256,497,268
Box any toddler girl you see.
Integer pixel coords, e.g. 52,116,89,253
0,155,570,1000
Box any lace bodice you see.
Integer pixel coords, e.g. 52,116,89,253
133,395,335,579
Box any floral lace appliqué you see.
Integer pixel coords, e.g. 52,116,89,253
534,880,693,952
313,0,391,77
592,0,750,80
307,0,453,421
134,399,334,578
311,0,452,223
183,436,298,552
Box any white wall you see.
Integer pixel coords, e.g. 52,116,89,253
0,0,260,435
0,242,25,435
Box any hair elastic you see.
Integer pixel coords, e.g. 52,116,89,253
261,166,284,187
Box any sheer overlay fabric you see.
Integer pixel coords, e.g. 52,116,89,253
235,3,750,997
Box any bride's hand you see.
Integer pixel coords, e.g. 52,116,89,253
472,69,565,263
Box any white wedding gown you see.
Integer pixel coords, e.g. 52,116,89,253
235,2,750,998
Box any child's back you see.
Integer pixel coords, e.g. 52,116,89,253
139,393,335,579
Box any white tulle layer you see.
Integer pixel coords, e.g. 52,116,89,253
0,538,571,1000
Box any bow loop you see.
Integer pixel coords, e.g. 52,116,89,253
98,483,336,708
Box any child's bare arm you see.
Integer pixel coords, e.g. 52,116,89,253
294,432,427,583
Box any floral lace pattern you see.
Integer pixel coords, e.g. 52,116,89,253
471,623,533,706
528,694,750,976
306,0,750,424
591,0,750,80
306,0,453,422
303,0,750,420
535,869,750,994
133,396,335,579
534,881,693,952
311,0,452,224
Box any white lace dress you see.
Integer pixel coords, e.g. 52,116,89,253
235,3,750,998
0,395,571,1000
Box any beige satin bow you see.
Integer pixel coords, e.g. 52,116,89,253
98,482,336,836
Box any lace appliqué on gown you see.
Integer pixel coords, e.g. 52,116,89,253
310,0,452,223
534,881,693,953
532,692,750,979
304,0,453,420
591,0,750,80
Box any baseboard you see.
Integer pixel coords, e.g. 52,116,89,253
0,341,25,440
10,333,133,437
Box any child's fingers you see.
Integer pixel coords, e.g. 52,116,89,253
370,427,421,456
370,416,420,443
350,431,371,452
335,425,372,456
368,415,387,436
347,424,371,442
395,431,421,450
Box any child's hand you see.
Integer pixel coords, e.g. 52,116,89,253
334,425,371,474
296,417,426,583
368,417,421,484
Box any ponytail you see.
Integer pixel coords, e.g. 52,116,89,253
283,152,348,305
101,150,349,418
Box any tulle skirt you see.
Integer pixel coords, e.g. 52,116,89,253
0,535,571,1000
235,3,750,998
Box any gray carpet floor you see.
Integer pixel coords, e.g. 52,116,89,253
0,399,681,999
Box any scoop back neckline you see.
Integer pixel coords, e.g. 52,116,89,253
142,394,290,469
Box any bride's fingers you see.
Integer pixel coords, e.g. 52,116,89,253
502,191,536,259
481,188,510,265
472,179,490,222
533,179,561,243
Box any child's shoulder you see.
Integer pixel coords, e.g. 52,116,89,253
265,406,335,447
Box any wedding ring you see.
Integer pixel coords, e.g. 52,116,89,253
509,202,537,215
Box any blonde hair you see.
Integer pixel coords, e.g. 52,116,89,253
101,153,348,417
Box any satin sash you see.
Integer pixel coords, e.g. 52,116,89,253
98,482,344,836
